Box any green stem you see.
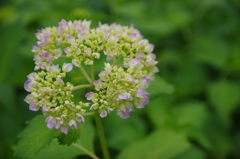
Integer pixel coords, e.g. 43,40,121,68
91,62,95,87
79,66,92,84
72,84,92,91
113,57,116,65
83,112,95,116
94,111,110,159
60,55,71,58
73,143,100,159
113,56,122,66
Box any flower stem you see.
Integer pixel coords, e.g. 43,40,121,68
113,56,122,66
83,112,95,116
72,84,92,91
79,66,92,84
91,62,95,86
73,143,100,159
94,111,110,159
60,55,71,58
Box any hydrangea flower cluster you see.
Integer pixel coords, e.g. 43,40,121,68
24,19,158,134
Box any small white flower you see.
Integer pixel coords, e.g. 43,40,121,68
62,63,73,72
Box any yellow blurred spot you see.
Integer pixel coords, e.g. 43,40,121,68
71,76,86,85
71,8,91,19
0,6,15,21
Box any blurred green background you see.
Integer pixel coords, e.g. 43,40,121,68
1,0,240,158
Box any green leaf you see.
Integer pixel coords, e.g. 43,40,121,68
32,117,95,159
202,116,233,157
130,3,191,36
190,36,228,69
111,1,145,20
0,22,24,87
117,129,191,159
146,97,171,128
180,126,213,150
147,75,174,95
171,62,207,98
171,101,208,129
208,80,240,127
57,123,81,146
172,147,206,159
103,113,146,150
14,115,59,158
0,83,15,111
169,102,213,149
228,42,240,72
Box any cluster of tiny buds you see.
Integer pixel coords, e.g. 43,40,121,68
24,19,158,134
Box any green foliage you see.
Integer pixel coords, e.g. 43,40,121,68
171,101,208,129
208,80,240,127
57,124,81,146
14,115,94,159
117,129,191,159
0,22,24,87
146,97,171,128
32,117,95,159
1,0,240,158
103,112,146,150
14,115,59,159
172,147,206,159
190,36,228,69
147,76,174,95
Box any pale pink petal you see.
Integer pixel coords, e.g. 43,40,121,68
43,33,50,43
136,51,145,57
34,65,40,71
55,78,64,85
99,71,109,81
62,63,73,72
27,72,38,81
128,57,140,67
144,44,154,53
35,32,41,40
24,80,31,92
117,109,130,119
45,116,56,129
89,103,98,110
67,35,75,44
135,95,149,108
54,48,62,59
153,67,160,73
55,122,61,129
61,127,68,134
125,75,135,82
29,104,39,111
45,116,53,123
40,52,50,59
85,92,94,100
100,110,107,118
84,48,91,56
117,92,131,100
72,59,80,67
129,33,137,41
24,94,31,104
59,19,68,31
76,113,85,122
106,56,114,61
94,80,102,91
128,105,134,112
69,119,78,129
64,47,71,54
49,65,59,73
136,88,146,97
140,75,151,88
